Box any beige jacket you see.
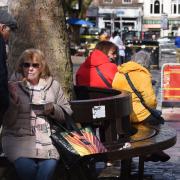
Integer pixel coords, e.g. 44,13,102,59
2,76,72,162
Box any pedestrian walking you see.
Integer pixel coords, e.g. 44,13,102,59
110,31,125,65
0,10,17,124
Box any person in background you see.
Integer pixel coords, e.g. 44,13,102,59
112,50,170,162
2,49,72,180
110,31,125,65
99,32,110,41
76,41,118,88
0,10,17,124
152,34,156,41
175,28,180,63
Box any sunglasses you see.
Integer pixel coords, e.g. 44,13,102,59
22,62,40,68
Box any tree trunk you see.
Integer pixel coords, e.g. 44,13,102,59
8,0,73,98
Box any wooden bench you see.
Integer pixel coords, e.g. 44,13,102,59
0,86,176,180
72,85,133,143
69,85,177,180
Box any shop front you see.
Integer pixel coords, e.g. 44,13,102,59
98,7,142,35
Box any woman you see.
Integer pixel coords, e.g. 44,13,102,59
113,50,155,123
2,49,72,180
76,41,118,88
112,50,170,162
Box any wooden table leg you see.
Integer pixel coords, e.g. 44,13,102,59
138,156,144,180
120,158,132,179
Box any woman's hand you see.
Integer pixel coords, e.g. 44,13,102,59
44,102,54,115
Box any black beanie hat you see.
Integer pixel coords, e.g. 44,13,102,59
0,10,17,30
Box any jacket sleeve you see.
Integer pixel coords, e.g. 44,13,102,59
0,36,9,117
2,98,20,127
49,81,73,122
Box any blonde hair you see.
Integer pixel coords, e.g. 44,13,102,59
16,48,51,78
99,33,110,41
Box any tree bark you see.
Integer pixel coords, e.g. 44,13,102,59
8,0,73,98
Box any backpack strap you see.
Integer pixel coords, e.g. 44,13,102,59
96,67,111,88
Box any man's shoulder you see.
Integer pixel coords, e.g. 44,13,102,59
0,34,6,53
0,38,7,64
0,34,4,46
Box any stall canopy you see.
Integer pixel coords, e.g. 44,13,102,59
67,18,94,27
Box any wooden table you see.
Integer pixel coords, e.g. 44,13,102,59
103,124,176,180
71,86,176,180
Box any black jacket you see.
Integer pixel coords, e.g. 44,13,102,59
0,34,9,119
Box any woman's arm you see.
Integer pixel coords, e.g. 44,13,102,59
2,97,20,127
48,81,73,122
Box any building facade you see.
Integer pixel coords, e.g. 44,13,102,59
0,0,8,10
142,0,180,37
88,0,143,36
88,0,180,38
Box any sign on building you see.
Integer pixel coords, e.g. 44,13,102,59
161,13,168,30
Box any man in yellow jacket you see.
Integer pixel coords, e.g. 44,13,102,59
112,50,170,162
112,50,156,123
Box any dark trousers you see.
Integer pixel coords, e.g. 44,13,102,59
143,114,161,126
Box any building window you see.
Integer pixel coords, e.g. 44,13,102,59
103,0,113,3
171,0,180,14
103,17,111,21
143,20,161,24
171,3,177,14
161,4,164,13
154,0,160,14
150,4,153,13
0,6,8,11
174,4,177,13
122,0,132,4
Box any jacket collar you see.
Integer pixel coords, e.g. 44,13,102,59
19,76,53,93
84,49,111,67
117,61,151,76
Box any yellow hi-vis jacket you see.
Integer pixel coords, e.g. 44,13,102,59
112,61,157,123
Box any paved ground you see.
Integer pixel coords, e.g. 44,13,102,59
142,53,180,180
71,49,180,180
132,68,180,179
